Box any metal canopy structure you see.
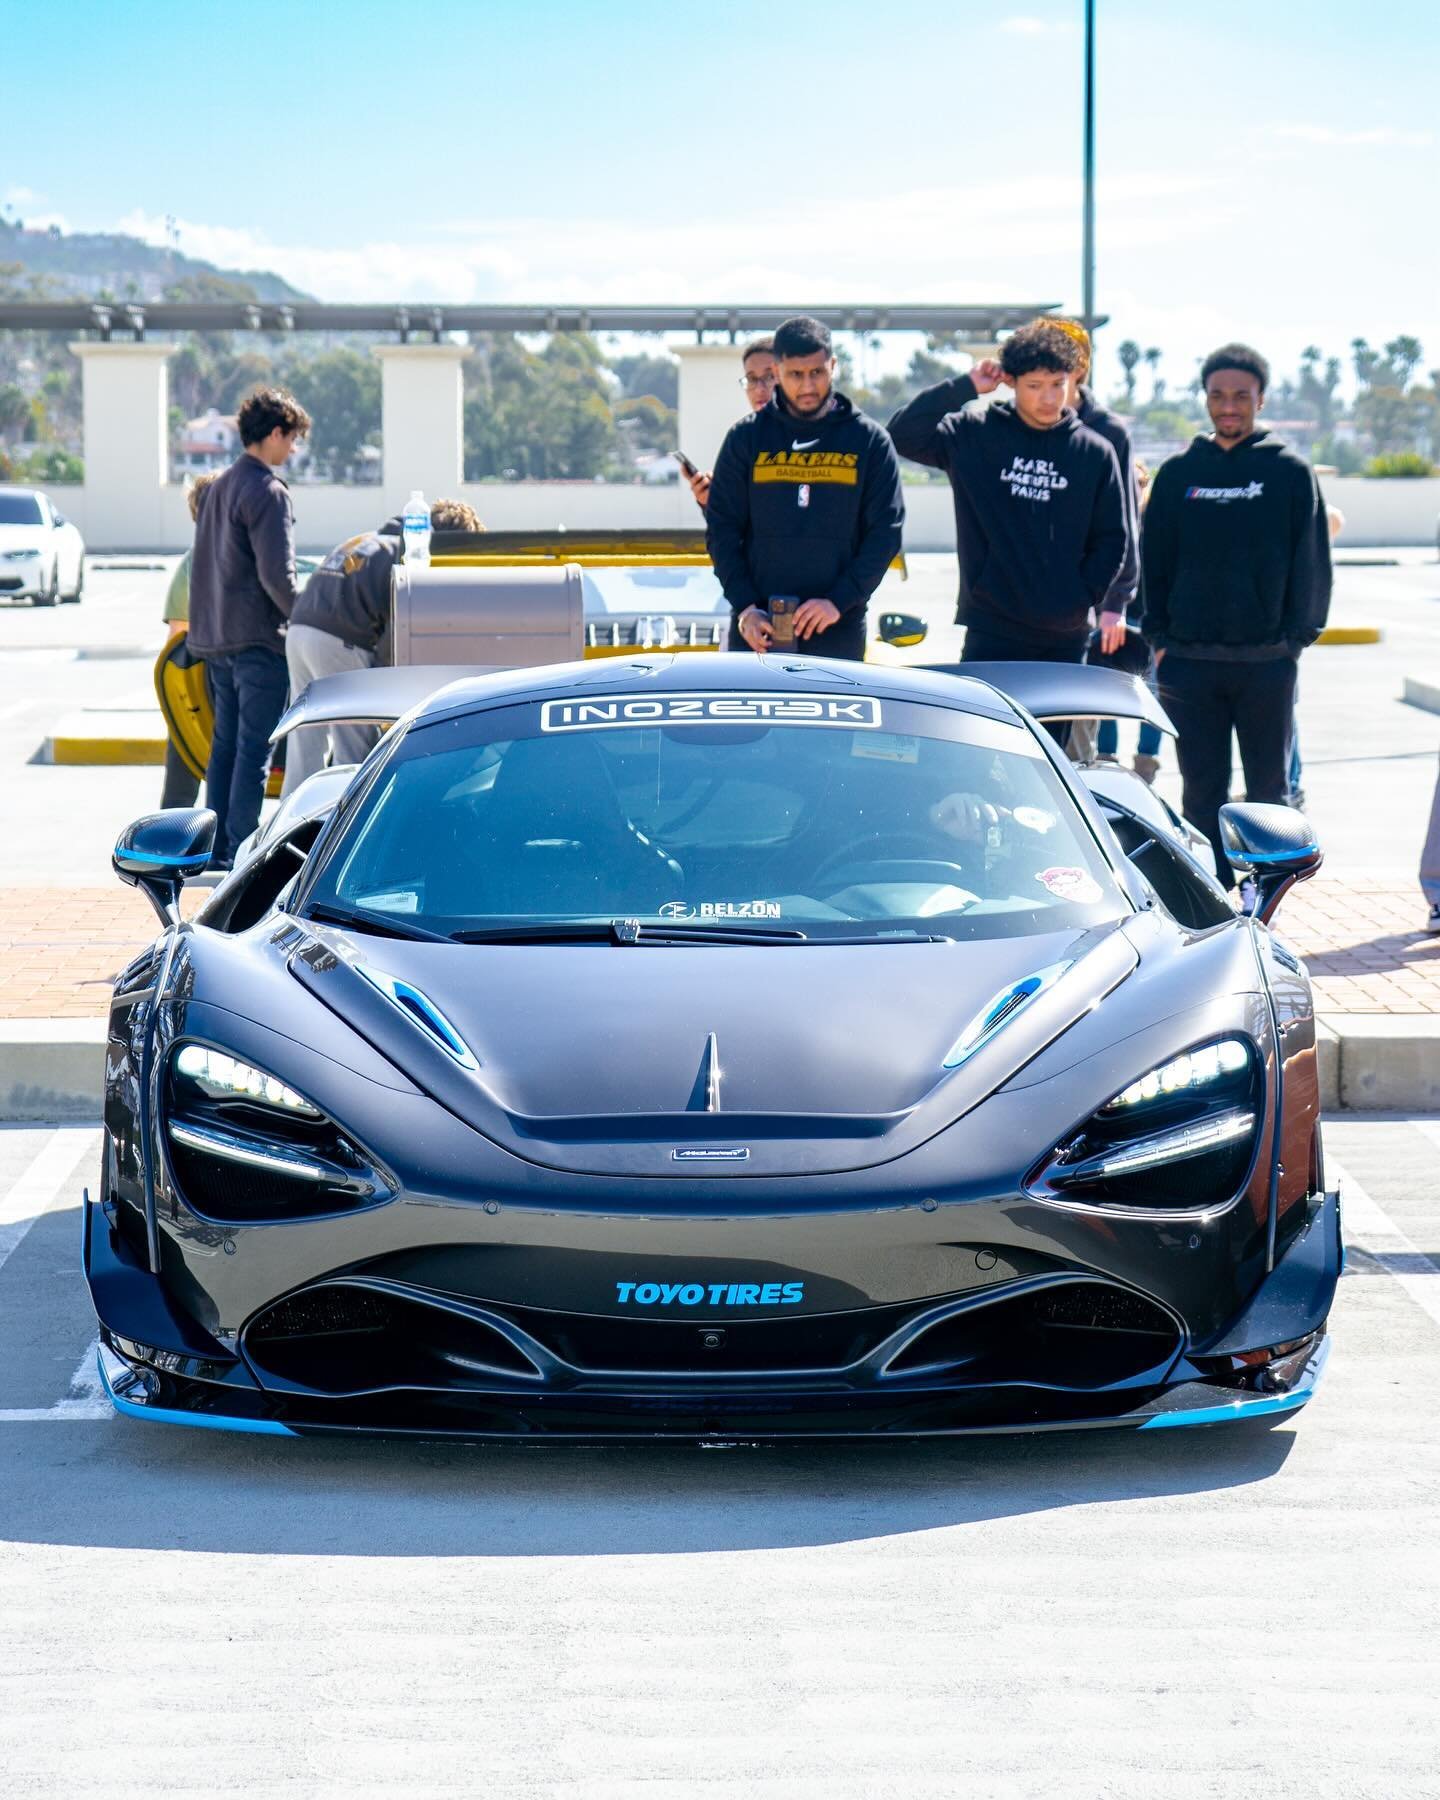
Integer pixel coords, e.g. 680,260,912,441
0,299,1066,342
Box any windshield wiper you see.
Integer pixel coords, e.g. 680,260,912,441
449,918,810,945
303,902,452,943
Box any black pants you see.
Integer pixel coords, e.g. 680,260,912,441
960,624,1088,667
160,740,201,810
961,624,1088,747
205,646,290,862
1159,653,1297,888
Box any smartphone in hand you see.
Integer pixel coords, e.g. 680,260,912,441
675,450,700,479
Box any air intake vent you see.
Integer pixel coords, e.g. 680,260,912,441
357,965,478,1070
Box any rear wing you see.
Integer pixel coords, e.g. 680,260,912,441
271,665,499,743
923,661,1175,737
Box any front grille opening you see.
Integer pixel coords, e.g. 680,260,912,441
244,1284,541,1395
885,1281,1180,1390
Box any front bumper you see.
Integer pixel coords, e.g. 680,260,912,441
91,1188,1340,1442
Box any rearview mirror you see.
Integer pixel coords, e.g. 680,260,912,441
1219,802,1321,924
878,611,928,648
114,808,216,925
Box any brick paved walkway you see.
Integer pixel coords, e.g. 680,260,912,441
0,877,1436,1022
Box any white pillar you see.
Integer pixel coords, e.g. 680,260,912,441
673,343,749,475
69,341,175,550
371,343,471,510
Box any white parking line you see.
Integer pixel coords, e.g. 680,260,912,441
0,1127,100,1275
0,1338,110,1422
1329,1153,1440,1333
1410,1119,1440,1158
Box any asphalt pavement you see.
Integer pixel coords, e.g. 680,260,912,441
0,1116,1437,1798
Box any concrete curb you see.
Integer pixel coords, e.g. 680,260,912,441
1403,676,1440,716
0,1020,107,1122
1,1015,1434,1122
1315,625,1383,646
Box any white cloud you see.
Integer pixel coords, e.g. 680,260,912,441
113,172,1221,314
999,17,1059,35
1272,123,1433,149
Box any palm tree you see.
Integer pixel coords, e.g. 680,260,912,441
1117,339,1142,405
1143,347,1163,403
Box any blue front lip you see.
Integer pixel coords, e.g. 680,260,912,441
96,1338,1328,1440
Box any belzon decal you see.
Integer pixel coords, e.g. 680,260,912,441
541,694,881,731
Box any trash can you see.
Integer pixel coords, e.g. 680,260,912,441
391,564,585,668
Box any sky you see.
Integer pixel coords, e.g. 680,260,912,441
3,0,1438,397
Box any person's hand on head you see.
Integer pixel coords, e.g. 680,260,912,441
793,598,841,640
738,606,774,652
931,792,1000,844
1097,610,1127,656
970,358,1004,395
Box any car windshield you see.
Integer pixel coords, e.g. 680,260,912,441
304,691,1128,943
0,494,44,525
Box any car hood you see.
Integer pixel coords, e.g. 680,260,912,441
287,920,1139,1177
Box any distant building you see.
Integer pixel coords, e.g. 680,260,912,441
175,408,239,473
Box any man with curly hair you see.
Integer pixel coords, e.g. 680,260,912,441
888,322,1127,665
188,386,311,866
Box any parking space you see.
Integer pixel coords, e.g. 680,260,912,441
1,1117,1437,1797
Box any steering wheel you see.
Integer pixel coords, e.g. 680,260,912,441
811,832,974,893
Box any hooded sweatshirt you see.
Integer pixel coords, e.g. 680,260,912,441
290,524,401,654
706,389,904,659
1141,431,1331,659
888,375,1127,642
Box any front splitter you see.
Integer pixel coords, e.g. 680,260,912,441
97,1335,1328,1442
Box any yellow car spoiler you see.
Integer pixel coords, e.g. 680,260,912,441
429,528,907,578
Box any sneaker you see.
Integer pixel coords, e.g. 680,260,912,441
1095,752,1120,766
1426,903,1440,936
1132,753,1161,785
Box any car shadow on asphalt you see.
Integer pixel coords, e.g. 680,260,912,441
1,1412,1295,1557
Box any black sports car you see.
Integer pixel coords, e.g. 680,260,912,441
92,653,1338,1440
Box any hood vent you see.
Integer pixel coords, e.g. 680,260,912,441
356,964,479,1072
942,960,1074,1071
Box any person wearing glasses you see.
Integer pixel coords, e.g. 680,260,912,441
683,337,776,510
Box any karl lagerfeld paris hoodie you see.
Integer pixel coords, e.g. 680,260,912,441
1140,430,1332,659
888,375,1127,642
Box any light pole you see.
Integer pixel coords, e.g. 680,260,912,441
1081,0,1096,338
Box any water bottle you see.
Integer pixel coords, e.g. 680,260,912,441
402,490,431,567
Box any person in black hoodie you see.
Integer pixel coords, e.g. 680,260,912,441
281,497,483,795
887,322,1127,665
1142,342,1331,885
706,316,904,661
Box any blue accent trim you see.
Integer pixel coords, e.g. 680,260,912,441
115,852,213,871
98,1348,296,1436
1229,845,1319,866
1138,1388,1311,1429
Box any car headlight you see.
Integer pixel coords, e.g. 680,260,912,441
1030,1036,1261,1211
174,1044,319,1115
166,1043,391,1222
3,548,40,561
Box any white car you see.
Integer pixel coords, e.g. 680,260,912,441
0,486,86,605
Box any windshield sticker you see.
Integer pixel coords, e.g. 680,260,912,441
541,694,880,732
658,899,782,920
1036,866,1103,905
851,732,919,764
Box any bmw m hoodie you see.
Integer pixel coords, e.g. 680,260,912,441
1140,431,1331,659
888,376,1127,643
706,390,904,660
